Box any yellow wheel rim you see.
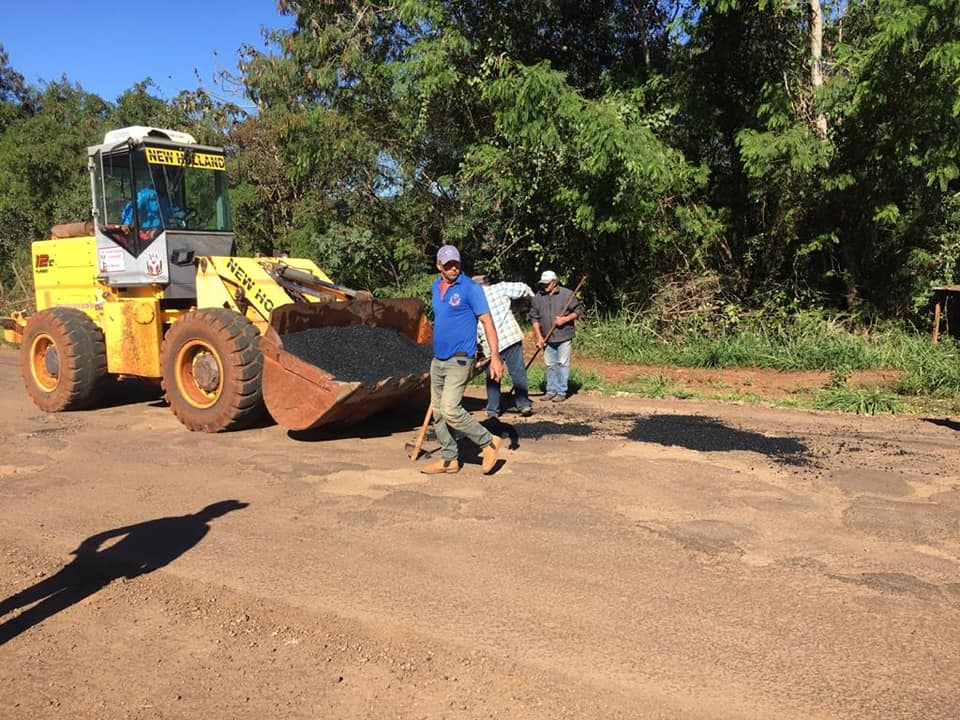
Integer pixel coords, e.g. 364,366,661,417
174,339,224,409
28,333,59,393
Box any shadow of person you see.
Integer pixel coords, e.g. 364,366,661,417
0,500,249,646
479,416,520,450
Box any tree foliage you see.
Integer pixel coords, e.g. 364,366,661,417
1,2,959,320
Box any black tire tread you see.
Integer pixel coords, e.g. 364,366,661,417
160,308,265,432
19,307,107,412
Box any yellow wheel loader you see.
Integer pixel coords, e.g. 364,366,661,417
2,126,432,432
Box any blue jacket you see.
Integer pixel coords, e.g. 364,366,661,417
121,187,177,230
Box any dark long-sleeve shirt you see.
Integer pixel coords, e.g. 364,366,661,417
529,286,581,344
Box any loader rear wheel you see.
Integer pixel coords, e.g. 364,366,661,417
20,308,107,412
160,308,265,432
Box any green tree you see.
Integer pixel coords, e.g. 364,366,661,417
458,58,718,299
825,0,960,315
0,79,110,298
680,0,960,317
238,0,714,302
0,45,31,132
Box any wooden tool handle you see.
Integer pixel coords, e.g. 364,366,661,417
409,404,433,461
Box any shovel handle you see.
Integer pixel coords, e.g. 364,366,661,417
409,404,433,461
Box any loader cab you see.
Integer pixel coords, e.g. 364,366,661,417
88,126,236,298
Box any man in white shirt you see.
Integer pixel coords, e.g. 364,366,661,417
474,275,535,418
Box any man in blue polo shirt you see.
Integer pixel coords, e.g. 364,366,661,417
422,245,504,475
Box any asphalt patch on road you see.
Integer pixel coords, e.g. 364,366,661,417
638,519,752,557
842,495,960,542
623,414,810,465
829,468,913,497
831,572,945,601
481,408,811,467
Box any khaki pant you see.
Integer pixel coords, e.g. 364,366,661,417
430,357,493,461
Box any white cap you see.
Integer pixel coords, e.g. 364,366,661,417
539,270,558,284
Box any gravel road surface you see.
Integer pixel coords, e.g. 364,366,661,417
1,347,958,719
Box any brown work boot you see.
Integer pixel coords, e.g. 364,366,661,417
480,436,502,475
420,458,460,475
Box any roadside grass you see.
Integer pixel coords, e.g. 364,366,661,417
481,363,696,401
813,387,901,415
577,370,695,399
574,310,960,415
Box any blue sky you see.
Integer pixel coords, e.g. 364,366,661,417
3,1,293,104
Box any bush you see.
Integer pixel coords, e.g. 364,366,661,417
376,272,436,319
0,247,34,315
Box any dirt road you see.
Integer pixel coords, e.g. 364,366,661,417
1,346,959,719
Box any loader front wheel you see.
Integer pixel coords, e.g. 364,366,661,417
20,308,107,412
160,308,265,432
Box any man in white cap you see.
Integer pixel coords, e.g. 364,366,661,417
422,245,505,475
529,270,581,402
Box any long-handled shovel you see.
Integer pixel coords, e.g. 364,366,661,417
525,275,587,371
406,357,491,461
405,404,435,461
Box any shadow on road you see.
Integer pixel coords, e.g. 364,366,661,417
98,377,164,409
288,402,431,442
922,417,960,432
624,414,810,465
0,500,249,646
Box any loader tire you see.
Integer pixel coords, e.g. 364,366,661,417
20,307,107,412
160,308,265,432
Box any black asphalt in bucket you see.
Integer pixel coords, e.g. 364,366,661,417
282,326,432,383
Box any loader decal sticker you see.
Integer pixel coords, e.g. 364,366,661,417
98,246,125,273
145,147,226,170
225,258,275,312
35,254,51,270
254,288,275,312
145,252,163,277
227,258,255,291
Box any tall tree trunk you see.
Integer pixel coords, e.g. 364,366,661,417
808,0,828,138
838,208,864,310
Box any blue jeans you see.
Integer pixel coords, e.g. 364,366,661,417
430,357,493,461
544,340,572,397
485,341,531,416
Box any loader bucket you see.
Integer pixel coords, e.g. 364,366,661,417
259,298,433,432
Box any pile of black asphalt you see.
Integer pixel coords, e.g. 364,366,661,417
282,325,432,383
